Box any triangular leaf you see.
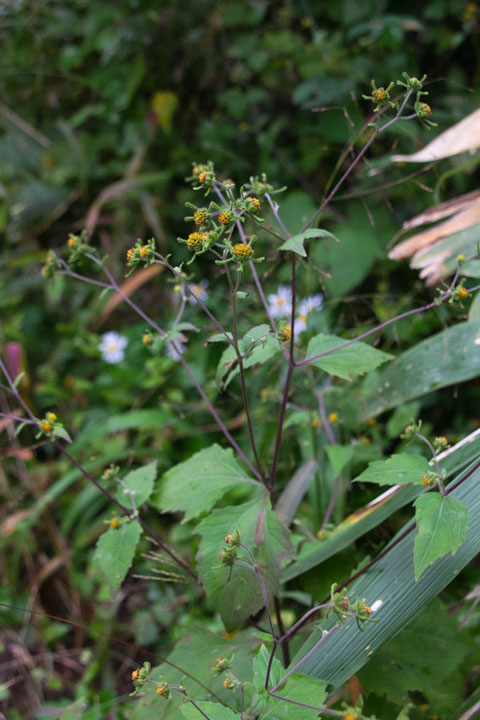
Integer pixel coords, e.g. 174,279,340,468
115,461,156,508
93,521,142,591
279,229,336,257
326,445,353,477
152,445,254,523
414,494,469,580
354,453,431,487
306,334,393,380
196,500,293,631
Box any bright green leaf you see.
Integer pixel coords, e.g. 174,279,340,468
196,499,293,630
279,229,337,257
306,333,393,380
93,521,142,591
414,494,469,580
152,445,254,523
253,645,284,690
180,702,240,720
115,461,156,508
326,445,353,477
354,453,431,487
217,325,280,389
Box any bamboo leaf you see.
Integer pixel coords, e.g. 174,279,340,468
354,321,480,422
290,460,480,687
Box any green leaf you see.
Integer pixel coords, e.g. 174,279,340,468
251,653,327,720
358,599,468,704
284,429,480,581
115,461,156,508
180,702,240,720
271,674,327,718
152,445,255,523
290,460,480,687
326,445,353,477
354,320,480,421
253,645,284,689
52,425,72,443
196,499,293,630
413,494,469,580
217,325,281,389
279,229,336,257
354,453,431,487
93,521,142,591
306,334,393,380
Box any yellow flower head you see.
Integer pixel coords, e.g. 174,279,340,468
194,210,207,225
67,236,76,248
127,247,135,261
232,243,252,259
373,88,387,102
459,287,468,299
46,412,57,423
218,211,232,225
132,668,140,682
328,412,338,424
187,232,204,249
110,518,120,529
199,171,207,183
41,420,53,433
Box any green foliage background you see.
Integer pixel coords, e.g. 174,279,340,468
1,1,480,718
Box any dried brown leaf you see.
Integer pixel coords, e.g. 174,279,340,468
392,108,480,162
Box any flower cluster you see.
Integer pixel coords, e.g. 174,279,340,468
179,162,267,267
125,238,156,274
130,662,151,696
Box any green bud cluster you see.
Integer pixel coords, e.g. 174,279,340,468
130,661,151,696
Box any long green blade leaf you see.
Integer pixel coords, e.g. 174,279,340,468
290,460,480,687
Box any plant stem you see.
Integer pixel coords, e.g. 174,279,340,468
302,90,413,232
214,182,278,333
226,265,265,480
269,253,296,493
269,623,340,692
274,595,290,667
80,256,264,483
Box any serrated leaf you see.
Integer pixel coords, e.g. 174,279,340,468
180,702,240,720
358,599,468,704
326,445,353,477
306,334,393,380
93,521,142,591
284,429,480,581
414,494,469,579
196,499,293,630
354,453,431,487
115,461,156,508
152,445,254,523
279,229,336,257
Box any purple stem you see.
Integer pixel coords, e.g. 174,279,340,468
268,693,341,716
302,90,413,232
214,183,278,333
82,256,264,483
270,623,341,692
